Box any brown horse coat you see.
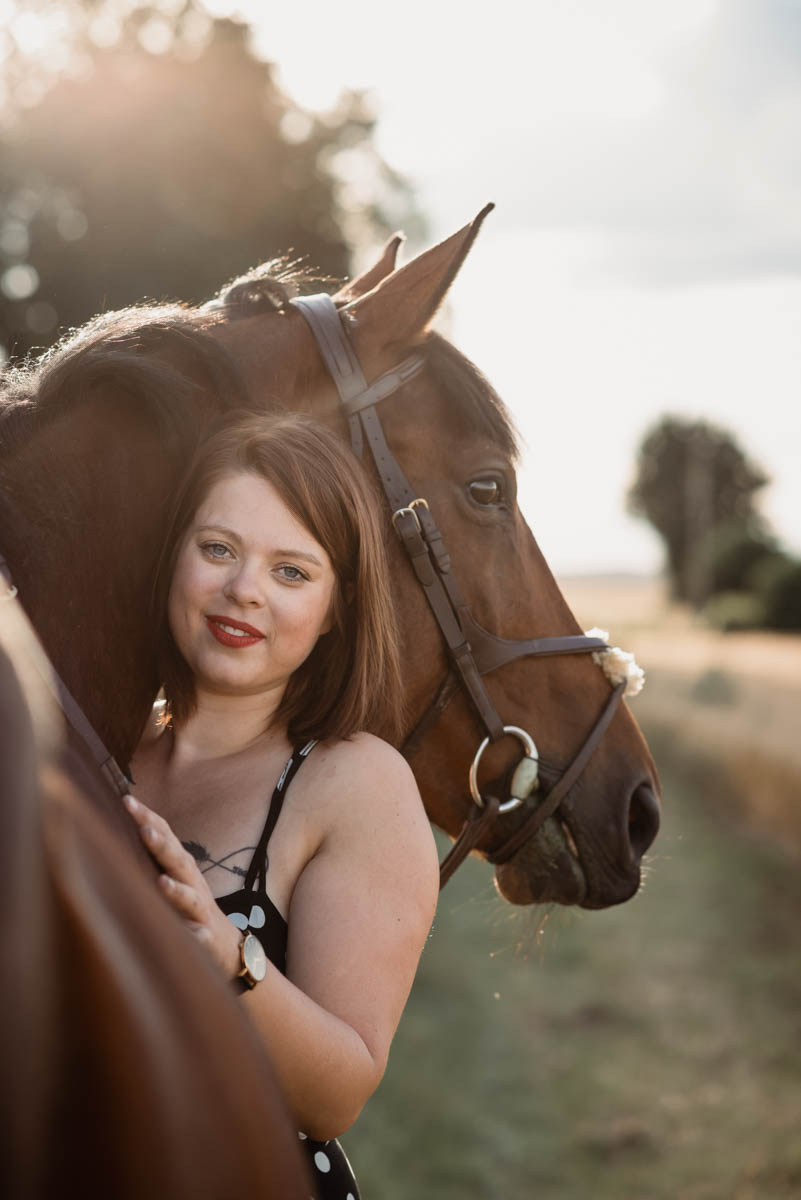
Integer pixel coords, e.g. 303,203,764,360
0,209,659,912
0,598,310,1199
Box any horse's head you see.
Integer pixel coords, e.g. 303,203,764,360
214,209,660,909
345,213,660,907
1,210,659,909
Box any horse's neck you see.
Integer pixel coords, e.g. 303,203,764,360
1,411,166,765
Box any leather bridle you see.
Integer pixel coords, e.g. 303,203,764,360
290,294,626,888
0,294,626,890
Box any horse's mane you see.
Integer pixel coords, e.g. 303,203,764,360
0,261,518,461
422,334,520,461
0,261,308,456
0,308,248,461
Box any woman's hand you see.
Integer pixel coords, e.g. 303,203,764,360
123,794,241,979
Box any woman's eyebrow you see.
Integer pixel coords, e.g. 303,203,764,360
273,548,324,566
196,523,241,542
196,525,323,567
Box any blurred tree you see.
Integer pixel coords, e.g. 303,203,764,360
0,0,421,361
693,516,783,598
627,416,769,605
761,559,801,631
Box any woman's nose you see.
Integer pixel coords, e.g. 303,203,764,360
222,563,266,607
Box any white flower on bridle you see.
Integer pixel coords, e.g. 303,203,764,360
584,628,645,698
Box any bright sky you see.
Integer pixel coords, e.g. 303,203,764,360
242,0,798,577
58,1,801,573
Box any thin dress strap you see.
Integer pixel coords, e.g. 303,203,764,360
243,740,318,894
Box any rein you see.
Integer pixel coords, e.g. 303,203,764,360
290,294,625,888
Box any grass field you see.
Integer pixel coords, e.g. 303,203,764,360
565,575,801,856
345,576,801,1199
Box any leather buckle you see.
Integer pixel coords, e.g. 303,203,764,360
391,505,422,535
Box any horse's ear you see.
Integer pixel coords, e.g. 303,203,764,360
343,204,494,365
334,234,405,302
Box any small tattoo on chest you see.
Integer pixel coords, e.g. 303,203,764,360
182,839,258,878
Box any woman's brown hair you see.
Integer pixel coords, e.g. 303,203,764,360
154,412,404,744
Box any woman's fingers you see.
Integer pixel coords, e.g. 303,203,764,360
142,822,192,879
123,794,230,969
124,795,195,883
123,793,146,819
124,794,170,838
158,873,204,921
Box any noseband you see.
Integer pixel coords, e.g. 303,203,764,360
1,295,625,890
291,294,625,888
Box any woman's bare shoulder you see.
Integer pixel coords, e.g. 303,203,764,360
309,732,421,806
305,733,438,891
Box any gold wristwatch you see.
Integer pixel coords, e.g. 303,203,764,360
234,931,267,992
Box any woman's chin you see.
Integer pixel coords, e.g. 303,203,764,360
192,664,285,705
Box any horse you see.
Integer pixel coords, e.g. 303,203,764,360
0,594,310,1198
0,205,659,914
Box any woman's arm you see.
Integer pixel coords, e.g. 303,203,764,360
243,736,439,1137
126,735,439,1139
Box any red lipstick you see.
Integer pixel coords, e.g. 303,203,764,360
205,615,265,648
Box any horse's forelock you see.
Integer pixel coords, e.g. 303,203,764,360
216,259,333,320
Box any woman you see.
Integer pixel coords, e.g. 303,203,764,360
125,412,439,1198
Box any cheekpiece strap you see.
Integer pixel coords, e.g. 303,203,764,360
289,293,424,460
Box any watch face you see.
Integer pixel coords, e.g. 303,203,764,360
242,933,267,982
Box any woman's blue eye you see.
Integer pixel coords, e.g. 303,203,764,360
201,541,231,559
278,564,307,582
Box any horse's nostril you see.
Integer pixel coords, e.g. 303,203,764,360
628,782,660,862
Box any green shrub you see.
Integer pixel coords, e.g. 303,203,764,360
761,559,801,631
746,549,794,594
693,518,778,600
701,590,766,631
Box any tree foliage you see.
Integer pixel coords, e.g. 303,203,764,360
627,416,769,605
0,1,421,361
762,560,801,631
693,517,783,599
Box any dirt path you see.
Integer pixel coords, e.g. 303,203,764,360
347,735,801,1199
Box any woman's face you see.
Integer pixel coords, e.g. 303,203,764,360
168,470,337,704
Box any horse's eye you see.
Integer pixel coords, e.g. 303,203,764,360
469,478,502,506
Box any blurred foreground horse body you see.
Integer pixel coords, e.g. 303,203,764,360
0,601,309,1198
0,207,660,911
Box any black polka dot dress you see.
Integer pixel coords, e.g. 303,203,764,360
215,741,361,1200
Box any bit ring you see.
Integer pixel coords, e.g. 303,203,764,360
469,725,538,813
